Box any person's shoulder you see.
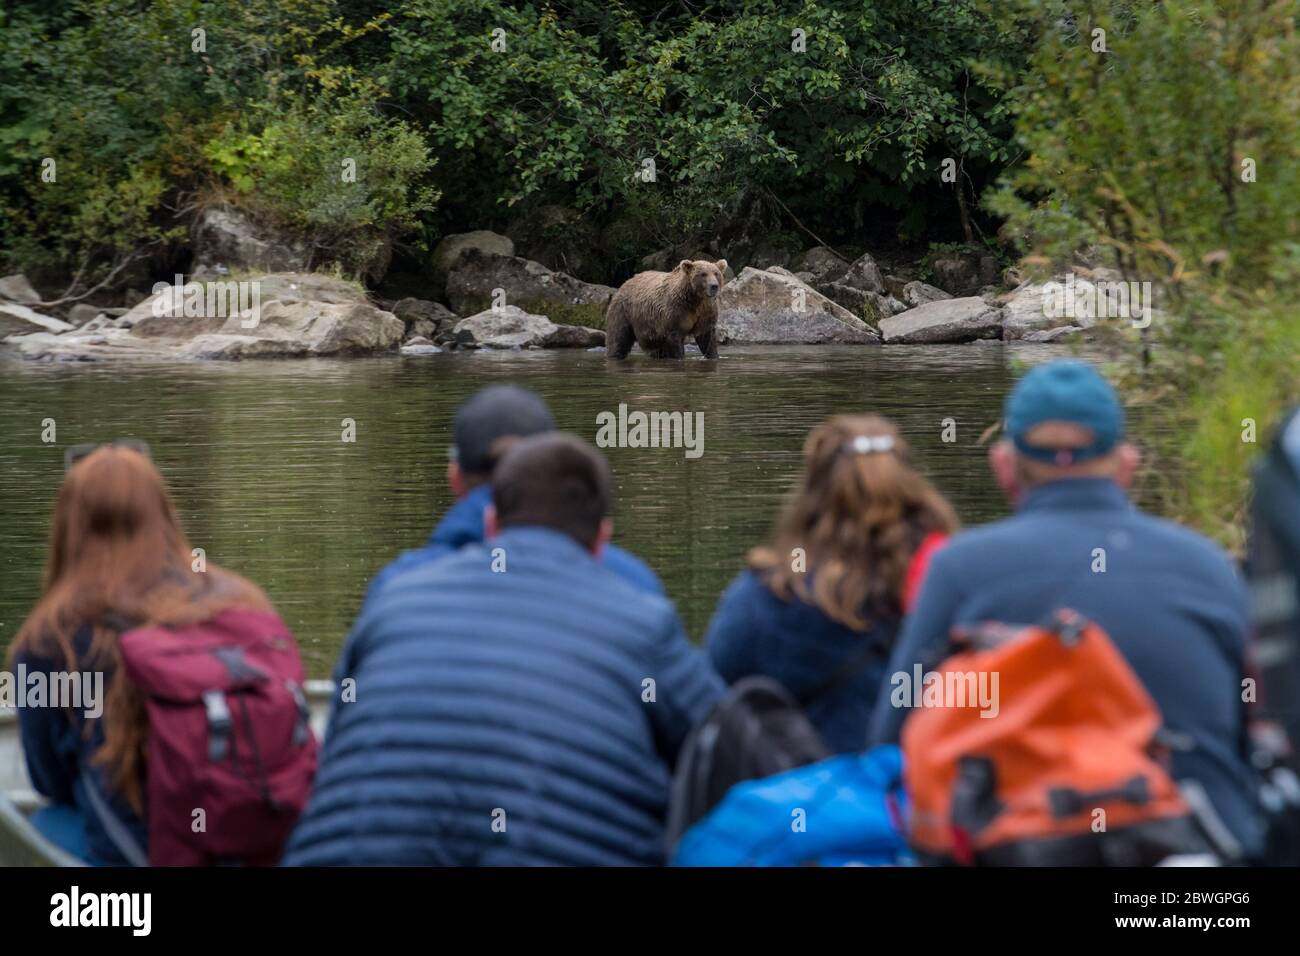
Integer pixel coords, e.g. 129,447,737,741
1127,508,1240,577
925,518,1026,568
600,543,665,595
714,567,789,615
366,541,473,604
596,557,678,619
722,567,768,600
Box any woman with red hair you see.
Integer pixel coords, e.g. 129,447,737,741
9,443,279,864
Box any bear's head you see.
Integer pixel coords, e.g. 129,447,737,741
677,259,728,300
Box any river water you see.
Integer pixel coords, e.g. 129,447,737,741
0,343,1142,676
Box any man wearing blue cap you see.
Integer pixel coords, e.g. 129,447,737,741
867,359,1263,859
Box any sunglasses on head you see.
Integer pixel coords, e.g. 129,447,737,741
64,439,152,473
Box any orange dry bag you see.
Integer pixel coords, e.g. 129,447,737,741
902,609,1210,865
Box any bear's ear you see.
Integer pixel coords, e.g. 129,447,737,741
678,260,694,272
715,259,728,275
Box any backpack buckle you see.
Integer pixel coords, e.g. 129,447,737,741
203,689,232,762
1052,609,1088,646
286,680,311,747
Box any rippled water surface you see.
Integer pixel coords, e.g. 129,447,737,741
1,344,1149,676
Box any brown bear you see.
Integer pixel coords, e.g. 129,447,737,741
605,259,728,359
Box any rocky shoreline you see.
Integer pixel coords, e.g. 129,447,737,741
1,222,1131,362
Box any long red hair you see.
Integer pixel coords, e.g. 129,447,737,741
9,446,271,811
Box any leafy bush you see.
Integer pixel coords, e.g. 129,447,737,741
0,0,436,288
206,97,436,280
383,0,1031,253
987,0,1300,545
0,0,1033,289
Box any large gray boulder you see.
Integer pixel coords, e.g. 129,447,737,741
791,246,849,284
176,300,405,359
451,305,604,349
392,297,457,340
4,272,405,360
0,274,42,306
837,252,885,294
431,231,514,280
1001,281,1057,340
901,281,951,308
1000,276,1103,340
879,297,1004,344
930,250,1001,296
445,251,615,321
0,302,73,337
718,267,879,344
191,206,310,275
127,273,368,337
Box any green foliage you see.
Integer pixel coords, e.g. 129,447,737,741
205,98,437,280
2,0,1032,290
1182,303,1300,549
987,0,1300,290
386,0,1028,248
988,0,1300,545
0,0,437,285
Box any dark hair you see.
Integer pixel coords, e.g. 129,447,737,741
491,434,610,548
454,385,556,476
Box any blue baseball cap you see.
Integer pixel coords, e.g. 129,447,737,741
1004,360,1125,465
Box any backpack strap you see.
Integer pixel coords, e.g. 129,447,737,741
794,618,898,709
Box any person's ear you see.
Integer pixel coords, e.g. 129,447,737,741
483,504,499,539
989,441,1020,502
448,461,468,499
591,517,613,557
1114,442,1141,489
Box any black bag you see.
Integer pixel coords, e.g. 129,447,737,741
666,614,895,853
1249,406,1300,763
665,676,831,852
1247,406,1300,864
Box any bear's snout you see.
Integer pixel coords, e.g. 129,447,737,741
706,281,719,297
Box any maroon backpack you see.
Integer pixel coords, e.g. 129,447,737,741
115,607,318,866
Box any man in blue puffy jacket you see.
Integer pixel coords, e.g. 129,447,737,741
867,360,1264,861
368,384,663,597
285,433,723,865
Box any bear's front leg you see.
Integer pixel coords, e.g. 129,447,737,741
694,327,719,359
